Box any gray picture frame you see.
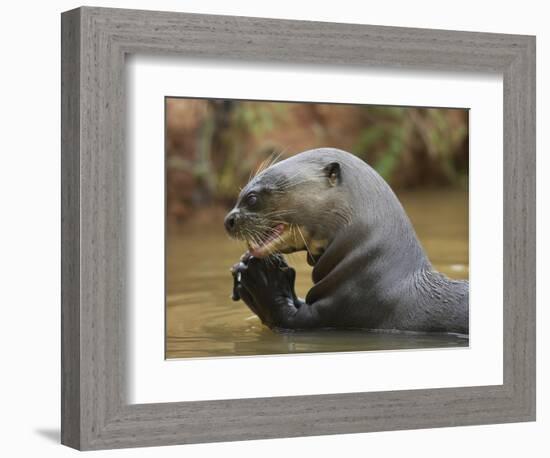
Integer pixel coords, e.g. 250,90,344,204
61,6,536,451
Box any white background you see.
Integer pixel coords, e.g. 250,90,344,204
0,1,546,457
129,58,503,403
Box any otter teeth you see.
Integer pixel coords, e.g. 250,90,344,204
249,224,285,257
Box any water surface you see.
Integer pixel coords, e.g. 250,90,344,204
166,190,469,358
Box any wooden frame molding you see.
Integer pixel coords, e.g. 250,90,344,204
61,6,535,450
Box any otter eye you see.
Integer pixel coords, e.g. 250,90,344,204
324,162,341,186
246,193,258,207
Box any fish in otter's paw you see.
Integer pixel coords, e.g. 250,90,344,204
224,148,469,335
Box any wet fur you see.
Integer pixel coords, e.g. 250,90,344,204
228,148,469,335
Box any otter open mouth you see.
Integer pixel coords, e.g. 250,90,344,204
248,223,286,258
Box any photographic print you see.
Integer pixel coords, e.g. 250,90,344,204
165,98,469,359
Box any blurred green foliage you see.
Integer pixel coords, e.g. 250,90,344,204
352,106,468,186
166,99,468,223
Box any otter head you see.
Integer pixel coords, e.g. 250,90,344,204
224,155,352,263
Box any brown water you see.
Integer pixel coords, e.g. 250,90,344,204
166,190,469,359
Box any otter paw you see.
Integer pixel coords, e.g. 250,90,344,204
230,252,254,301
242,256,295,298
230,253,262,319
232,254,298,327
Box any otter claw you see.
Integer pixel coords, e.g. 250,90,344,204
231,258,250,301
231,289,240,301
231,261,247,276
240,252,252,262
231,272,241,301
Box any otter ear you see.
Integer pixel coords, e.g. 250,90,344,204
324,162,341,186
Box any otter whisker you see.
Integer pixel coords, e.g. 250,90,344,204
247,164,256,184
266,151,283,170
260,210,296,218
274,172,325,187
291,224,301,252
272,175,328,189
253,226,280,246
273,177,325,190
225,233,241,243
252,151,283,181
265,212,294,222
249,224,278,236
262,208,295,214
247,228,264,246
260,215,293,222
253,159,270,178
262,208,297,215
295,224,313,261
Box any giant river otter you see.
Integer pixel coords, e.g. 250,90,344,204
224,148,469,335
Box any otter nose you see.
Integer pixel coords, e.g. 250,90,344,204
224,210,239,234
